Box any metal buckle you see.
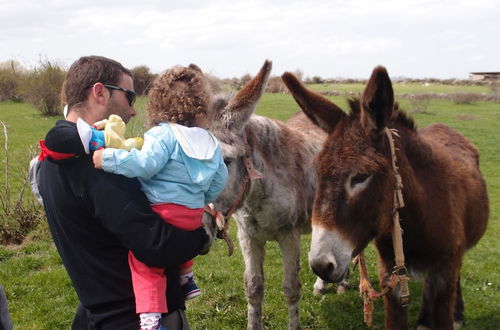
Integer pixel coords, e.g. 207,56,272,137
392,265,408,277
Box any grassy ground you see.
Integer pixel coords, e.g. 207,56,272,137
0,87,498,329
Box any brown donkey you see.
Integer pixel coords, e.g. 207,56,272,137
282,66,489,329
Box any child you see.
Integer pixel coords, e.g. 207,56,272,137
92,65,228,330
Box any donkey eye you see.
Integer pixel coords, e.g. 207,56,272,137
224,159,232,166
350,173,370,188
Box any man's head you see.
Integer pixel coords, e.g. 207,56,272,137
63,56,137,123
147,64,211,128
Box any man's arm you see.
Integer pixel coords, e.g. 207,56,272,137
87,168,208,268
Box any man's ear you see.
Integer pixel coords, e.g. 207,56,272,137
90,83,107,106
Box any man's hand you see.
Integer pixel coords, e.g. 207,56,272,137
93,149,104,169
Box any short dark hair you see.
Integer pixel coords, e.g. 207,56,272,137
62,56,132,110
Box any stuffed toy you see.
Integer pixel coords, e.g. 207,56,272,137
77,114,144,154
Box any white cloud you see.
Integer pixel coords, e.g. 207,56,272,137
468,55,485,63
0,0,498,78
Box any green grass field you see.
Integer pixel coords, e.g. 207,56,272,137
0,87,499,329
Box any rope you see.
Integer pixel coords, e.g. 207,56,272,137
385,128,410,308
357,128,410,327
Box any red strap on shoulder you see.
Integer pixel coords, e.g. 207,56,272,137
38,140,76,161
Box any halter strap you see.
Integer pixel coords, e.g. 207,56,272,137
385,128,410,308
204,127,262,256
357,128,410,327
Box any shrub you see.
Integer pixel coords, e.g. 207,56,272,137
205,73,223,93
229,77,242,90
487,83,500,102
408,94,433,114
266,76,286,93
450,93,480,105
227,74,254,91
240,74,252,87
131,65,157,96
312,76,324,84
0,60,24,102
19,59,66,116
0,122,44,244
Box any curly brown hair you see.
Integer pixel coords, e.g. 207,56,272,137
147,64,212,127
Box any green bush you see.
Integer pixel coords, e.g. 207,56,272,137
131,65,157,96
311,76,324,84
408,94,433,114
205,73,223,93
0,122,44,244
450,92,481,105
20,60,66,117
0,61,24,102
266,76,286,93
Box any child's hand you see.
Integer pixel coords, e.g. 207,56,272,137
93,149,104,169
92,119,108,130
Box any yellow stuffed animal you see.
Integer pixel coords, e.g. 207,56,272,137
77,114,144,154
102,115,144,151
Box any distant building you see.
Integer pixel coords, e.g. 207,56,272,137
469,72,500,81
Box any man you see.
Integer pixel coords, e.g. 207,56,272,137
37,56,213,329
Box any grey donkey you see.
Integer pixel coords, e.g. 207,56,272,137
207,60,348,330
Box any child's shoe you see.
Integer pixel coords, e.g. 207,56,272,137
182,277,202,300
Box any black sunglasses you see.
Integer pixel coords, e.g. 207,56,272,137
102,84,136,106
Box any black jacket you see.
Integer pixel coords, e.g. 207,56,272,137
38,120,207,329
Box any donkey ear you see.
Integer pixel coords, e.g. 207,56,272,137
281,72,345,132
360,66,394,134
223,60,272,129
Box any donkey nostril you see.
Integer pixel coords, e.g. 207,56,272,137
310,261,336,282
326,262,334,275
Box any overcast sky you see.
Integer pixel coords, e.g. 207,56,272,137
1,0,498,79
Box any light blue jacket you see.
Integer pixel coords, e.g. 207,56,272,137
102,123,228,209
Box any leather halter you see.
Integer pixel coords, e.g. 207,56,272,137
357,128,410,327
204,128,262,256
